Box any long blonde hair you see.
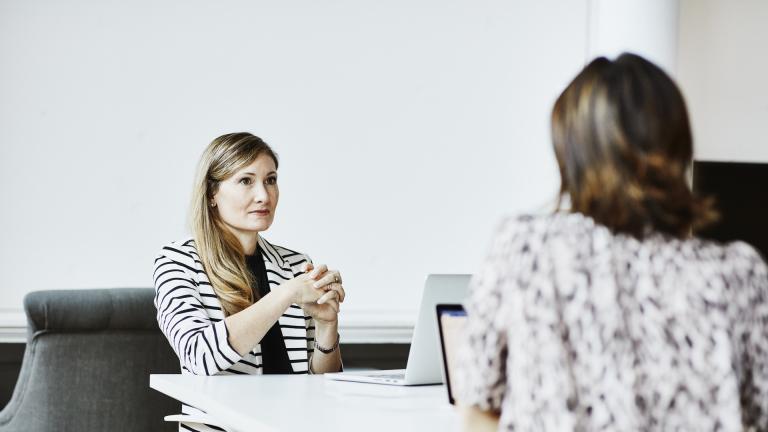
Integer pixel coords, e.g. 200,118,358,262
190,132,279,316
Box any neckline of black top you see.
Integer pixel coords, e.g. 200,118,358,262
245,246,292,374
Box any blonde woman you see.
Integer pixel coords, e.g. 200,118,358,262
153,132,345,432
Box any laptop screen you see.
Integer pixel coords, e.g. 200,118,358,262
436,304,467,405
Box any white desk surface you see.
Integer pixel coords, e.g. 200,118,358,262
150,374,461,432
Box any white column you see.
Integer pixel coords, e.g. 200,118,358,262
587,0,680,75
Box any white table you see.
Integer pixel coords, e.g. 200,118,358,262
150,374,460,432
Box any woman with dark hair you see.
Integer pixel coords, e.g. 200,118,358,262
154,132,345,431
456,54,768,431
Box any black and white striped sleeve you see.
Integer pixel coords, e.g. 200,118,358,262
153,254,242,376
301,255,316,353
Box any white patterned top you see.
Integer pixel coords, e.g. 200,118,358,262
456,213,768,431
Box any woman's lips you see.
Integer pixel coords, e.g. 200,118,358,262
249,210,270,216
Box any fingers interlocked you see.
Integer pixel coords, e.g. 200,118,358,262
304,262,345,304
317,290,340,312
312,270,342,289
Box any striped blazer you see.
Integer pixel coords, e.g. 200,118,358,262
153,236,315,431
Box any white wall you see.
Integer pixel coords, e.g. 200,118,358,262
588,0,680,75
678,0,768,163
3,1,764,342
0,0,588,340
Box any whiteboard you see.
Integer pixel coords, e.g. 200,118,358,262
0,0,588,332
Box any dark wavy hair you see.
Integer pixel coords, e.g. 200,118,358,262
551,53,717,239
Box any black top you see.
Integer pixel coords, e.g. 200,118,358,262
246,247,292,374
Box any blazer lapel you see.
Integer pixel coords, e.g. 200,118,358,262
258,237,310,373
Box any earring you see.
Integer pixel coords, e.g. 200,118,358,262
210,200,216,207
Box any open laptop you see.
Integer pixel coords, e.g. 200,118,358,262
435,304,467,404
325,274,470,386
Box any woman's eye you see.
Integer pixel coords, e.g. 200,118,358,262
265,177,278,186
239,177,252,185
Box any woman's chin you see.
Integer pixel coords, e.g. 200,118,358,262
228,221,273,234
248,221,273,232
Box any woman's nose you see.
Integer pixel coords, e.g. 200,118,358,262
253,184,269,203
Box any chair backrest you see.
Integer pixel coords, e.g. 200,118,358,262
0,288,179,432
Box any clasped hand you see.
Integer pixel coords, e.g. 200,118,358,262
287,263,345,323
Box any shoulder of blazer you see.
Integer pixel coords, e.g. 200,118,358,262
156,238,206,273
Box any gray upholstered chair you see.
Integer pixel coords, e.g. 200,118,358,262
0,288,179,432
